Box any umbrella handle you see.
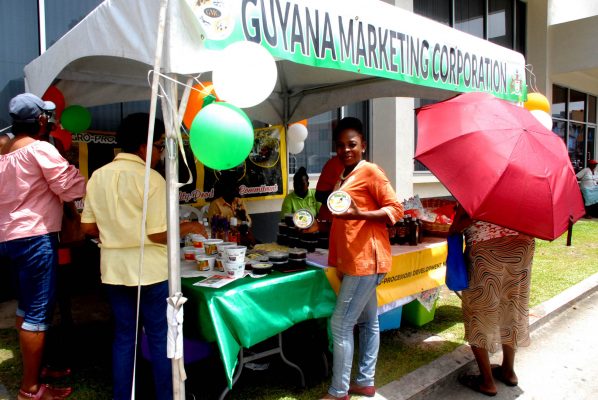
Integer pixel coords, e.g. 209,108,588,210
566,215,574,246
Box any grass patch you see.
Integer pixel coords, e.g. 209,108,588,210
0,220,596,399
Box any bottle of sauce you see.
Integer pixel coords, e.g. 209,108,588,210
202,217,211,239
396,218,407,245
407,216,417,246
228,217,240,244
388,224,396,245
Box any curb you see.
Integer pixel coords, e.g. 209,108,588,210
377,272,598,400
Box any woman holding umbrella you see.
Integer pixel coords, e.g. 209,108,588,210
321,117,403,400
450,205,535,396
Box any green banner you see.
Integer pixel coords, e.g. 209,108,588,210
188,0,527,102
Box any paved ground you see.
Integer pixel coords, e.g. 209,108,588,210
377,272,598,400
419,289,598,400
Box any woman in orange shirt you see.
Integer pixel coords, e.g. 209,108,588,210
322,118,404,400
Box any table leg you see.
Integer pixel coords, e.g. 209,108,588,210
278,332,306,387
218,349,244,400
218,332,306,399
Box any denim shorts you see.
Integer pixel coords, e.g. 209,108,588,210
0,233,58,331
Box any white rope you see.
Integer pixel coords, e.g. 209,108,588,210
130,0,169,398
153,76,194,188
147,70,212,190
525,64,540,94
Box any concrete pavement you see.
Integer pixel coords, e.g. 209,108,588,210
377,272,598,400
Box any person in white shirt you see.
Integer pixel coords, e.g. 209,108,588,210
576,159,598,217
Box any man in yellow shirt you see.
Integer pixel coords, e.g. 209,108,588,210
81,113,205,400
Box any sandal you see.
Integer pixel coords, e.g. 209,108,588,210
491,365,518,387
41,366,72,379
458,374,497,397
18,384,72,399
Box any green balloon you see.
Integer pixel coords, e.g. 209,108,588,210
189,102,254,170
60,105,91,133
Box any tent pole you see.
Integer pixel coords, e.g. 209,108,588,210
148,0,186,398
163,75,186,400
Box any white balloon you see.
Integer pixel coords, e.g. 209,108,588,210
212,41,278,108
288,140,305,155
287,123,308,143
530,109,553,130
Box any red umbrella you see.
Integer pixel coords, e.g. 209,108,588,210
415,92,585,241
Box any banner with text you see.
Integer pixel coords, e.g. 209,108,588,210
187,0,527,102
73,126,287,208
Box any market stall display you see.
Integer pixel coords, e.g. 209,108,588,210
21,0,528,396
181,267,336,391
306,237,447,321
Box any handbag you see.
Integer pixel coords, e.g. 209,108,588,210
59,202,85,247
445,233,468,291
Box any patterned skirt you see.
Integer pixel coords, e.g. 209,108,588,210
461,234,535,353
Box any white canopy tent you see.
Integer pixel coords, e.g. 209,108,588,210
24,0,527,398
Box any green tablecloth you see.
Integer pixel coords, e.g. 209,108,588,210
181,267,336,387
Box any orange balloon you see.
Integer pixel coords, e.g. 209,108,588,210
183,82,219,129
294,119,308,127
524,92,550,114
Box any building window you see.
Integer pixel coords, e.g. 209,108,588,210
413,0,526,173
289,101,369,175
552,84,597,171
0,2,40,127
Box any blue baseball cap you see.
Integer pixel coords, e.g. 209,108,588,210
9,93,56,123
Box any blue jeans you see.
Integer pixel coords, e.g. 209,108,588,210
105,281,172,400
328,274,382,397
0,233,58,331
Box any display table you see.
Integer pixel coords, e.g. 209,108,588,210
307,237,447,311
181,267,336,391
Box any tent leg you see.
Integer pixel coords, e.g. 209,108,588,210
163,80,186,399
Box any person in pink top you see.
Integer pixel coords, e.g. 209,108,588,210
0,93,85,400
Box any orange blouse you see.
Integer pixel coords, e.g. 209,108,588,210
328,161,404,276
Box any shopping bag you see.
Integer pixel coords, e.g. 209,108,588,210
445,233,468,291
59,202,85,247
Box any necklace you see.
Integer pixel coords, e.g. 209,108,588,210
339,160,364,180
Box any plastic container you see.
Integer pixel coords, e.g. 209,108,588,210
182,247,197,261
284,213,294,227
204,239,223,255
216,241,237,258
224,246,247,262
276,233,288,246
268,251,289,262
214,257,225,272
278,222,290,235
293,209,314,229
191,234,206,248
195,255,215,271
402,299,438,327
288,258,306,269
378,306,403,331
251,262,273,275
327,190,352,214
288,248,307,259
299,239,318,253
224,260,245,278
